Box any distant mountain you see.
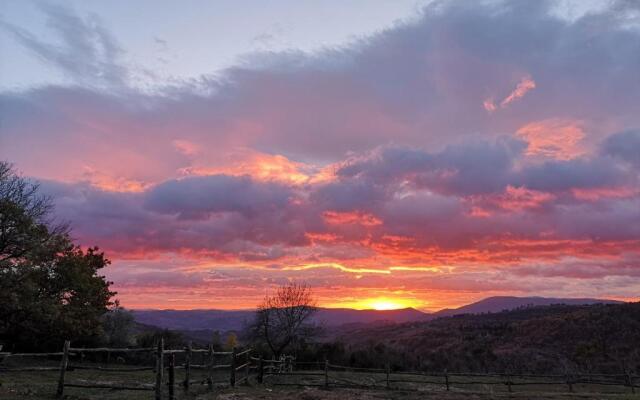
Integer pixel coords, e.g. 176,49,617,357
432,296,622,317
314,307,429,326
131,307,430,332
131,297,621,333
131,309,252,332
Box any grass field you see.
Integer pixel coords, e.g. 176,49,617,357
1,359,638,400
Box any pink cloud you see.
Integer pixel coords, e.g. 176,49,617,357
500,75,536,107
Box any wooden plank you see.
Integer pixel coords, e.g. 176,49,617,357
69,347,154,353
278,372,325,376
244,349,250,384
324,359,329,388
68,365,154,372
155,339,164,400
0,366,60,372
235,362,250,371
386,364,390,389
168,354,175,400
207,344,214,390
65,381,155,391
328,364,386,372
7,352,67,357
183,341,191,392
56,340,70,397
236,348,251,357
230,347,236,387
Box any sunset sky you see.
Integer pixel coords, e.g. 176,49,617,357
1,0,639,311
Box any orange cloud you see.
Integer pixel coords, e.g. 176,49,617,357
80,166,149,192
179,149,313,184
497,185,555,210
323,211,382,226
516,118,586,160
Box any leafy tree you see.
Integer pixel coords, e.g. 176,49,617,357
101,304,136,347
136,329,184,349
211,330,222,351
0,162,115,351
247,282,318,358
225,332,238,350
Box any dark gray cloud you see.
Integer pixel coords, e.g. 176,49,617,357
144,174,294,219
602,130,640,167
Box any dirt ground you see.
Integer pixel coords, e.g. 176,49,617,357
210,387,639,400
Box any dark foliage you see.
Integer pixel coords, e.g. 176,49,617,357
0,162,115,351
302,303,640,374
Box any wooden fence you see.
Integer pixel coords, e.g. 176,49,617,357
1,343,638,397
264,362,638,394
0,340,248,399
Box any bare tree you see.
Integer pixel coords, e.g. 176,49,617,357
0,162,68,264
250,283,318,358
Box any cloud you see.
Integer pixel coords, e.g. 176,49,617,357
3,0,640,307
484,75,537,112
0,3,127,88
516,118,586,160
500,75,536,107
144,174,295,219
601,130,640,167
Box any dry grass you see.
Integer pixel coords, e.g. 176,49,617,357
1,363,638,400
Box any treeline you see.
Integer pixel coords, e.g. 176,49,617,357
286,303,640,375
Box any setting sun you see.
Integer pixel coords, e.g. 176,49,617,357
370,300,404,310
361,298,417,310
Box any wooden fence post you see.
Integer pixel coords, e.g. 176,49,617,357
56,340,70,397
230,347,237,387
324,359,329,389
444,369,450,391
258,357,264,383
244,349,250,384
566,374,573,393
155,338,164,400
207,344,214,390
168,353,175,400
183,341,191,391
627,373,635,394
506,374,512,393
385,363,390,389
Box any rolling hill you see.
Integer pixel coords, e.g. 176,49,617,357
331,302,640,374
131,307,430,332
131,296,620,333
431,296,622,317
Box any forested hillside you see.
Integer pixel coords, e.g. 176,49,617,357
302,303,640,375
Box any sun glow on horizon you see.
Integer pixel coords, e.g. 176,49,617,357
370,299,406,310
330,297,421,311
